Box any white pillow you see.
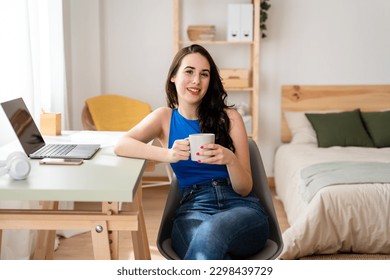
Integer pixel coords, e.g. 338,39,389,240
284,111,317,144
285,110,343,144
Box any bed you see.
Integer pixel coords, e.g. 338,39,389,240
274,85,390,259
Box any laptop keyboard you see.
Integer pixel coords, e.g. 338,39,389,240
34,144,77,156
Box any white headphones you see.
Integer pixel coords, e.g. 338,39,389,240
0,151,31,180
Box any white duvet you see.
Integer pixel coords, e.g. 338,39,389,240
274,144,390,259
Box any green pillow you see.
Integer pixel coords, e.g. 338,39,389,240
305,109,374,148
361,110,390,148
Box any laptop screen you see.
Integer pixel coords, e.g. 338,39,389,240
1,98,45,155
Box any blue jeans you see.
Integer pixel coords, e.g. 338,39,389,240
171,178,269,260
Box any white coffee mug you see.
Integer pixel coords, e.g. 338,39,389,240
188,133,215,161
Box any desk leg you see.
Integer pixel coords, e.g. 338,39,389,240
91,221,111,260
33,201,59,260
131,185,151,260
102,202,119,260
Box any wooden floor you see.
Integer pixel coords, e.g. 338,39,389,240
53,185,289,260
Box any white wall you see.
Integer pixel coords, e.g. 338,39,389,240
63,0,102,129
64,0,390,175
259,0,390,174
64,0,173,130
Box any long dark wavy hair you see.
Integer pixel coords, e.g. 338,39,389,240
165,44,235,152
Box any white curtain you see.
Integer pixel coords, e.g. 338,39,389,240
0,0,68,145
0,0,68,259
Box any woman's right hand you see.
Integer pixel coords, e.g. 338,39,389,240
168,139,190,163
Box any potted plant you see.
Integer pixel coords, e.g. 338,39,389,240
260,0,271,38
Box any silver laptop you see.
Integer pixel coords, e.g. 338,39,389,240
1,98,100,159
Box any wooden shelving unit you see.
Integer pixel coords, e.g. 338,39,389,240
173,0,260,142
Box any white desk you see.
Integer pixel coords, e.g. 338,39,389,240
0,131,151,260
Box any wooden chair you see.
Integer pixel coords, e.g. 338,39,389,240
81,94,172,187
156,138,283,259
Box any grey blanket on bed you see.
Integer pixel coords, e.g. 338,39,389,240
300,161,390,203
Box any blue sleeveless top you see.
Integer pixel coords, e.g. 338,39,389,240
169,109,229,189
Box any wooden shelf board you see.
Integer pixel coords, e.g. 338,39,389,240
179,40,254,45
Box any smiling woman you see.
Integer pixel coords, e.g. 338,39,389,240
170,53,210,116
114,44,270,260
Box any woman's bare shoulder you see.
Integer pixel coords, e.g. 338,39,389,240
153,106,172,114
150,107,172,120
225,107,242,120
151,107,172,122
225,107,247,137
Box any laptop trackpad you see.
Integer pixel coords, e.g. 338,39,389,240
66,144,100,159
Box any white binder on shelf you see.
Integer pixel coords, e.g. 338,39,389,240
240,4,253,42
227,4,253,42
227,4,241,42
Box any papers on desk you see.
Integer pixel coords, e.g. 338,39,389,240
70,131,125,147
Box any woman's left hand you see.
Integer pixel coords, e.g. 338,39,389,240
196,144,235,165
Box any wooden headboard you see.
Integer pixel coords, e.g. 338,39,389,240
281,85,390,142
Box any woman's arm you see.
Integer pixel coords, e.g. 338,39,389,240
114,107,190,163
198,109,252,196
